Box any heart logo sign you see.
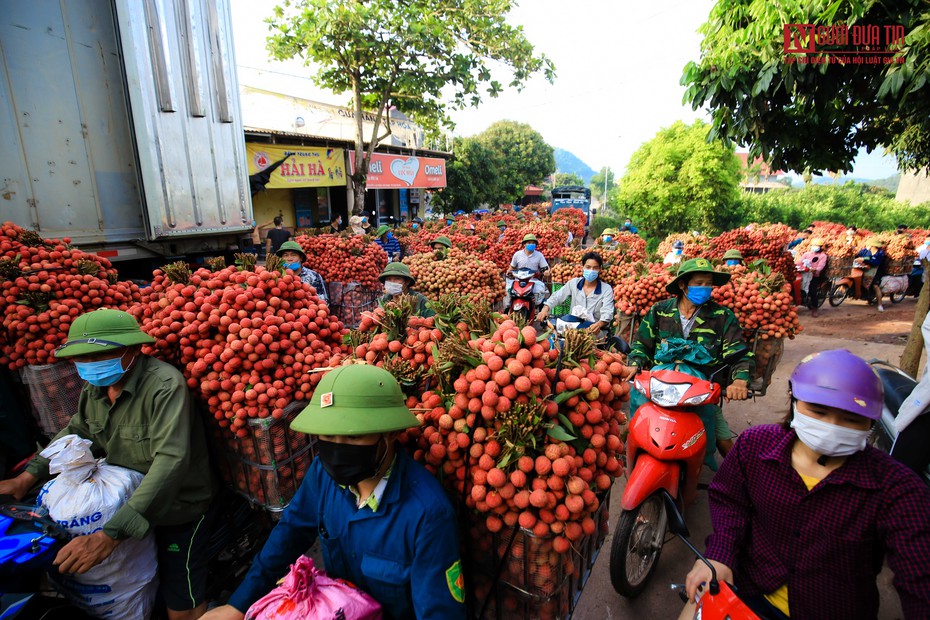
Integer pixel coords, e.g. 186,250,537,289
390,157,420,186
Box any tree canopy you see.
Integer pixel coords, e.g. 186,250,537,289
617,120,743,238
267,0,555,213
682,0,930,173
589,167,616,204
431,138,502,214
551,172,584,187
475,120,556,202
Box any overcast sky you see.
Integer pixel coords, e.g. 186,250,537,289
230,0,900,180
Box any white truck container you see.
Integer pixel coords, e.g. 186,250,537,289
0,0,252,264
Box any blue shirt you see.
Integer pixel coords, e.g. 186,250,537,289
227,449,465,620
375,235,402,258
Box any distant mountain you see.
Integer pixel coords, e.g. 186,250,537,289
810,173,901,192
554,148,596,184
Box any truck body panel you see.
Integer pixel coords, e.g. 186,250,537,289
0,0,251,256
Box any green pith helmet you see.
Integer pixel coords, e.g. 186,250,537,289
276,240,307,262
379,262,416,285
56,308,155,358
497,221,507,229
722,249,743,260
602,228,619,237
432,236,452,249
522,233,538,244
374,224,391,238
291,364,420,435
666,257,731,294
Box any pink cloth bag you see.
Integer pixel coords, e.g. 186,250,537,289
246,556,383,620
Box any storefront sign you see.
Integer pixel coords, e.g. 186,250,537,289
246,143,346,189
349,152,447,189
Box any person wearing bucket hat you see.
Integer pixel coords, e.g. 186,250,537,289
377,262,434,317
722,249,744,267
349,214,371,235
596,228,619,250
373,224,402,261
431,235,452,251
211,365,466,620
0,308,217,619
496,220,507,242
684,349,930,619
627,258,752,457
505,233,550,310
276,240,328,302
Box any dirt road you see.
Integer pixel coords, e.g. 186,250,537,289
572,297,922,620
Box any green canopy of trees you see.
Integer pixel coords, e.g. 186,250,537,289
474,120,556,202
431,138,501,214
616,120,743,238
682,0,930,173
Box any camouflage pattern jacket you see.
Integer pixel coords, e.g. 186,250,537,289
628,298,754,383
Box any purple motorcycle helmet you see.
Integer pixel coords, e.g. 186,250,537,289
788,349,883,420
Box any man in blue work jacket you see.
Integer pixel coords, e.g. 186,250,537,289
202,364,465,620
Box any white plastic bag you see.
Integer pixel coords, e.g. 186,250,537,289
880,275,908,294
36,435,158,620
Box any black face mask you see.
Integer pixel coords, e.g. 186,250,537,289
316,439,384,486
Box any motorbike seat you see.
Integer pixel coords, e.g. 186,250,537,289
874,366,917,417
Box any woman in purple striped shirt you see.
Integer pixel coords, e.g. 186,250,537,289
685,349,930,619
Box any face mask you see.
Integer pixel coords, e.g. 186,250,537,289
384,281,405,296
446,220,453,226
674,248,683,256
603,236,613,243
726,260,740,267
624,222,631,227
386,232,394,240
525,244,537,253
812,246,822,252
285,262,301,271
316,439,384,486
582,269,599,282
74,355,130,387
362,217,368,224
412,224,419,230
685,285,712,305
791,404,869,457
924,241,930,247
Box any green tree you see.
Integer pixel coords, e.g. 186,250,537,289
267,0,555,215
475,120,555,202
589,167,616,204
551,172,584,187
432,137,502,214
681,0,930,173
616,120,743,238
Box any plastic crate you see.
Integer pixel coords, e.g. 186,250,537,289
548,283,572,317
327,282,381,328
209,401,315,513
466,488,610,620
20,362,83,437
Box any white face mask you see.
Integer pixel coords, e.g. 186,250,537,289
384,281,405,296
790,404,869,457
811,246,822,252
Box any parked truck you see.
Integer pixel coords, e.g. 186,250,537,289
0,0,252,273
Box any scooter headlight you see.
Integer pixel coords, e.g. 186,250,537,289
683,393,712,406
649,377,693,407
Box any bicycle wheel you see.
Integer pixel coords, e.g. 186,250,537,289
829,283,849,307
816,281,831,308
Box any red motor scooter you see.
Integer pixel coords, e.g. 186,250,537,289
610,353,748,597
507,267,540,321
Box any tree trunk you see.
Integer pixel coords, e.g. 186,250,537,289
899,259,929,376
351,170,367,216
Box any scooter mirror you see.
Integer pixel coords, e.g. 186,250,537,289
660,491,689,538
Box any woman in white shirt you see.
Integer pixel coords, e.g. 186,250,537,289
537,251,615,336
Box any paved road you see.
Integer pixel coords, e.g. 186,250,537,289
572,302,918,620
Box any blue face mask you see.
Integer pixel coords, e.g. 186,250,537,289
525,244,537,253
685,285,713,305
726,259,740,266
412,224,419,230
583,269,599,282
386,232,394,240
674,248,683,255
604,236,613,243
446,220,453,226
74,356,128,387
286,262,301,271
